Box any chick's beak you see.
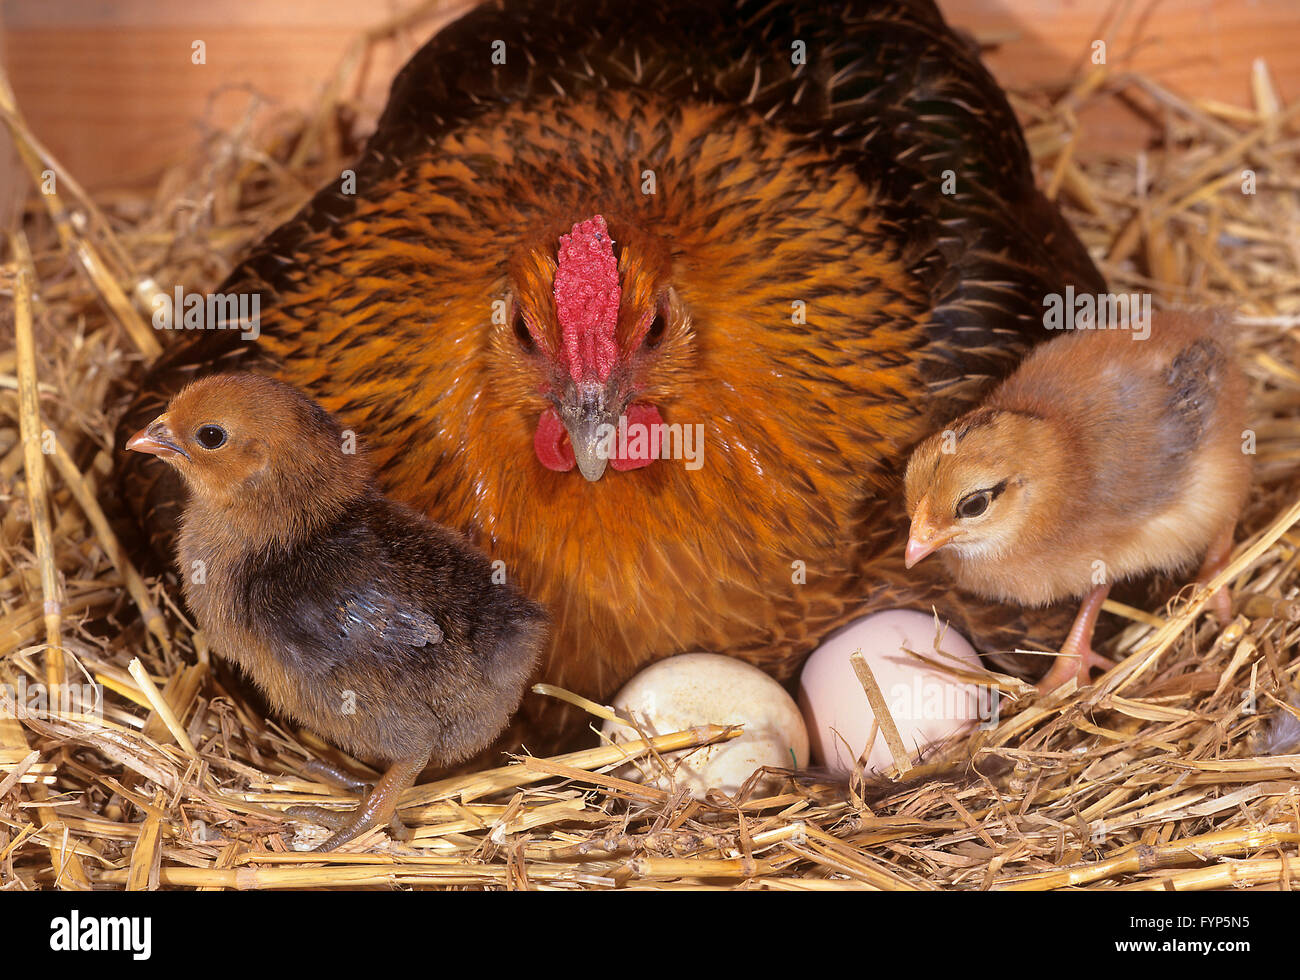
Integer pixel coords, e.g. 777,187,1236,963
126,416,189,460
905,499,957,569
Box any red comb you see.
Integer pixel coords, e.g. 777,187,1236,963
554,215,620,383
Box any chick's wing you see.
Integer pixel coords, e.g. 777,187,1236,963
332,590,445,648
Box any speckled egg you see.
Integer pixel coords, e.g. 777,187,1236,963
601,653,809,798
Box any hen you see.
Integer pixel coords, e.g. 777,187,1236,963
115,0,1105,751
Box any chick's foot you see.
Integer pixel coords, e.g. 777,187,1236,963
1196,524,1237,624
288,752,427,850
1037,584,1115,693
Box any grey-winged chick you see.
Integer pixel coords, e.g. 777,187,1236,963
127,373,547,849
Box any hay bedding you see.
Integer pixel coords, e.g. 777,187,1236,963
1,8,1299,892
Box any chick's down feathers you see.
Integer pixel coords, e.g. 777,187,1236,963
905,311,1250,606
903,311,1250,689
128,374,547,771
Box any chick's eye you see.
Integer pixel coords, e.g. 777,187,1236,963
195,424,227,450
513,309,536,354
956,490,991,520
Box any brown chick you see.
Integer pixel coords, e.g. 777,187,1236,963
903,311,1251,692
126,373,548,849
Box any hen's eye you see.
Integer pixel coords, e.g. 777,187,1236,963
643,293,674,350
195,424,227,450
956,490,991,520
513,309,536,354
643,311,666,350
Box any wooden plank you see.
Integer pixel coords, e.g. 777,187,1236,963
946,0,1299,151
2,1,472,188
1,0,1296,187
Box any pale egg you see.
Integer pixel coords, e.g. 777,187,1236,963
797,609,991,775
601,653,808,798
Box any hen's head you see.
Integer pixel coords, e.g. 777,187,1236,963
503,214,683,481
126,373,369,536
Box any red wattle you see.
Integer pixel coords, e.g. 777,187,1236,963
534,407,575,471
610,403,663,471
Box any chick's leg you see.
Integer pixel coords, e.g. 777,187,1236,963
288,752,428,850
1038,584,1115,693
1195,524,1236,624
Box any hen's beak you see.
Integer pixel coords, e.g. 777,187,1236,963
126,415,189,460
559,381,616,482
905,498,957,568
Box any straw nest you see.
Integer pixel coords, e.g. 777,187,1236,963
2,7,1299,891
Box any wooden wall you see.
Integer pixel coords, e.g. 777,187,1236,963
3,0,1296,189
